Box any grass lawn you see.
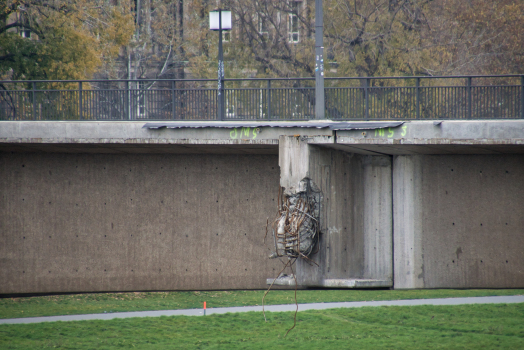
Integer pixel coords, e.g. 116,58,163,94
1,303,523,349
0,289,523,319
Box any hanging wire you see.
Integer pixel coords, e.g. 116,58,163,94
263,178,322,336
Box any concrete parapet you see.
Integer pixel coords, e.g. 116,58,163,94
335,120,524,155
2,120,524,156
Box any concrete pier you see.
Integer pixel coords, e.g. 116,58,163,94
277,136,392,288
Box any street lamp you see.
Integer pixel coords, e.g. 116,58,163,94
209,9,232,121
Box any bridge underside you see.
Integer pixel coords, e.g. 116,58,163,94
1,120,523,293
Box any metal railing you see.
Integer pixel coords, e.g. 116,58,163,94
0,75,522,121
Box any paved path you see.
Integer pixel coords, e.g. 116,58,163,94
1,295,523,325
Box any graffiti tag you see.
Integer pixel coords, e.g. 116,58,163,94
230,127,259,140
374,125,408,138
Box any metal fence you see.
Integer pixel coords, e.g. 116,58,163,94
0,75,522,121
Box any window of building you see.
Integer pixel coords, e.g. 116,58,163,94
288,2,300,43
20,29,31,38
18,12,31,39
259,15,268,38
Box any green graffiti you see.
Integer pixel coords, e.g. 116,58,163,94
373,125,408,138
230,127,259,140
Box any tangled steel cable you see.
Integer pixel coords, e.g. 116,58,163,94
270,178,321,260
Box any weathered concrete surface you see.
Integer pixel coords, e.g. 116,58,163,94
394,154,524,289
278,136,311,191
277,136,323,286
278,136,393,287
393,156,424,289
309,145,361,284
0,121,333,155
0,121,332,149
320,279,392,288
2,120,524,292
335,120,524,155
0,152,282,293
2,120,524,155
420,155,524,288
362,156,392,281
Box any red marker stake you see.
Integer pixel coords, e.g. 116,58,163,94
204,301,206,316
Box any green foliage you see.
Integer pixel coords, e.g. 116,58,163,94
1,303,524,349
428,0,524,75
324,0,434,77
324,0,524,77
2,0,521,82
0,0,134,81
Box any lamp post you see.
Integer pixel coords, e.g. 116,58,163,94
315,0,325,119
209,9,232,121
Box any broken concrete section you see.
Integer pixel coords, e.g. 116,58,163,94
271,178,322,259
273,136,393,288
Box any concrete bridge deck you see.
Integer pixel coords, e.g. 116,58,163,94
1,120,523,154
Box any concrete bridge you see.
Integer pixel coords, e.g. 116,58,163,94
1,119,524,294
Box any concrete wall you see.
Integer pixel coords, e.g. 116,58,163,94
394,155,524,288
2,121,523,292
301,145,363,284
0,152,282,294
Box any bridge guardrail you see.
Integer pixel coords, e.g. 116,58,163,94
0,75,522,121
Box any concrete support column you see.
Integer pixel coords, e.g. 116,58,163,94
278,136,311,190
276,136,393,288
363,156,392,281
279,136,325,286
393,155,424,289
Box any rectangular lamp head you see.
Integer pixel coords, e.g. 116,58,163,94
209,10,232,30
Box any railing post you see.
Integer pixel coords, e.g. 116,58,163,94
79,81,83,120
467,77,472,119
521,75,524,119
416,77,420,119
365,78,369,120
267,79,271,120
126,80,130,120
172,80,176,120
32,82,37,120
